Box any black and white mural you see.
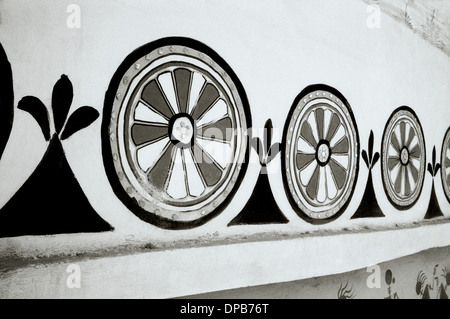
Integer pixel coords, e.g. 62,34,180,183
0,0,449,299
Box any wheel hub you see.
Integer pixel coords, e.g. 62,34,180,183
400,147,409,165
169,113,196,148
316,141,331,166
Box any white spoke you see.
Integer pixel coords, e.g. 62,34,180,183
196,137,231,170
196,98,228,127
394,124,403,147
158,72,179,114
323,109,332,141
317,166,327,203
166,148,187,199
325,165,338,200
406,164,415,191
390,163,401,186
297,136,315,154
330,124,345,148
388,143,399,157
184,148,205,197
331,154,349,170
307,111,319,144
300,160,317,187
134,101,168,124
188,72,206,115
136,138,169,171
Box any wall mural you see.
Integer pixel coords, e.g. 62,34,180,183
381,106,426,210
229,119,287,225
0,36,448,236
352,131,384,218
425,146,444,219
442,128,450,202
282,85,360,224
0,43,13,162
416,265,450,299
362,0,450,57
0,72,112,237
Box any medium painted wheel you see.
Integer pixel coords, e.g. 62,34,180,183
102,38,250,229
381,107,425,210
441,127,450,202
283,86,359,223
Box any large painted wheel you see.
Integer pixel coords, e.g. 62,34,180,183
381,107,426,210
441,127,450,202
283,86,359,223
102,38,250,229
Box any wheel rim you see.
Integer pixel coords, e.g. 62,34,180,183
106,42,249,226
284,89,359,221
441,127,450,202
381,107,425,209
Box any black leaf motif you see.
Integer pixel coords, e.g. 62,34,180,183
52,75,73,134
369,130,374,163
362,150,369,169
267,142,281,164
60,106,99,140
372,152,380,168
434,163,440,177
264,119,273,156
18,96,51,141
427,163,433,176
252,137,264,165
432,146,436,170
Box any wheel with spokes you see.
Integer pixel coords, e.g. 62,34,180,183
283,86,359,223
102,38,250,229
381,107,426,210
441,127,450,202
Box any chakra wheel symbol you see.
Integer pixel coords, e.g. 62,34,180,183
381,107,426,209
283,87,359,223
103,38,250,229
441,127,450,202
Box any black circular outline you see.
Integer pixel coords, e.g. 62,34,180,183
380,106,426,211
441,126,450,203
102,37,252,230
281,84,360,225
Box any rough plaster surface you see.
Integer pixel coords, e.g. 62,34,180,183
1,219,450,298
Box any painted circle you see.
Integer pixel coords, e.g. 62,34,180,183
102,38,251,229
283,88,359,223
381,107,426,210
441,127,450,202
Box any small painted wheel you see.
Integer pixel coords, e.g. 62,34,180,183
102,38,250,229
283,86,359,223
381,107,426,210
441,127,450,202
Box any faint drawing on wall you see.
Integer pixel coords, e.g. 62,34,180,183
102,38,251,230
229,119,288,225
384,269,399,299
337,281,355,299
416,265,449,299
282,85,359,224
441,128,450,202
0,43,13,161
0,75,112,237
352,130,384,218
424,146,443,219
381,106,426,210
362,0,450,56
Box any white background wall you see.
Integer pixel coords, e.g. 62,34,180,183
0,0,449,241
